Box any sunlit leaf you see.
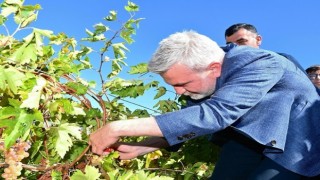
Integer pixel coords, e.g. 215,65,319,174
101,151,120,172
104,10,117,21
51,170,63,180
128,63,148,74
14,8,37,27
1,4,18,17
0,15,7,25
107,58,127,78
125,1,139,12
112,42,129,58
145,150,162,168
94,23,109,34
0,66,25,94
20,76,46,109
49,123,82,158
65,81,88,95
69,107,85,116
70,165,101,180
34,28,53,37
4,110,40,149
153,100,180,113
5,0,23,6
20,12,37,28
49,99,74,114
154,87,166,99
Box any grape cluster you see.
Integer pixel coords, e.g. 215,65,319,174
0,140,31,179
91,155,103,166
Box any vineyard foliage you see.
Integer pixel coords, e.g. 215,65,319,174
0,0,219,179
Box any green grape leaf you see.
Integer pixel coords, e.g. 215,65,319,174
107,58,126,78
65,82,88,95
101,151,120,172
120,27,135,44
49,99,74,114
114,84,145,98
154,87,167,99
112,43,129,58
5,0,24,6
145,81,159,89
85,28,94,36
14,6,37,27
145,150,162,168
49,123,82,158
34,28,53,37
34,28,53,56
4,110,39,149
128,63,148,74
0,15,7,25
104,10,117,21
0,107,20,135
131,109,150,118
70,165,101,180
94,23,109,34
0,66,6,90
20,77,46,109
20,12,37,28
153,100,180,113
119,170,134,179
70,107,86,116
104,78,147,98
124,1,139,12
9,40,36,64
22,43,37,62
106,169,120,180
30,139,43,159
51,170,62,180
0,66,25,94
1,4,18,17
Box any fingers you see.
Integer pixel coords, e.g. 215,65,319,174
91,145,103,155
113,144,140,160
88,124,123,156
89,136,105,155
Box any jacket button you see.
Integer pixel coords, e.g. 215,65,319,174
270,140,276,146
177,136,183,140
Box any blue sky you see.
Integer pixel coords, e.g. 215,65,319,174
5,0,320,112
25,0,319,68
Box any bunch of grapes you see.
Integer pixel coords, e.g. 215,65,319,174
0,140,31,179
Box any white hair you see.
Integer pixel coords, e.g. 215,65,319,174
148,30,225,74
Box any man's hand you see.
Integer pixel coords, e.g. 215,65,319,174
112,137,169,160
89,123,120,155
89,117,163,156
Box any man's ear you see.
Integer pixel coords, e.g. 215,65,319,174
207,62,222,77
256,35,262,46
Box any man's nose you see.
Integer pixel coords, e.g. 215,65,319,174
174,86,186,95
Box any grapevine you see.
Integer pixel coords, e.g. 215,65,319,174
0,0,217,179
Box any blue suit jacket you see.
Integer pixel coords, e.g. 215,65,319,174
155,45,320,176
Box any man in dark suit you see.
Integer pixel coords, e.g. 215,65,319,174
90,31,320,179
225,23,306,72
306,65,320,88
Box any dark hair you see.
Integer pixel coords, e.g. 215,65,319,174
225,23,258,37
306,65,320,74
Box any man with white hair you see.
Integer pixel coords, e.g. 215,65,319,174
90,31,320,179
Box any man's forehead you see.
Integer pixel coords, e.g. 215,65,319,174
230,29,255,37
161,64,195,84
226,29,256,42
